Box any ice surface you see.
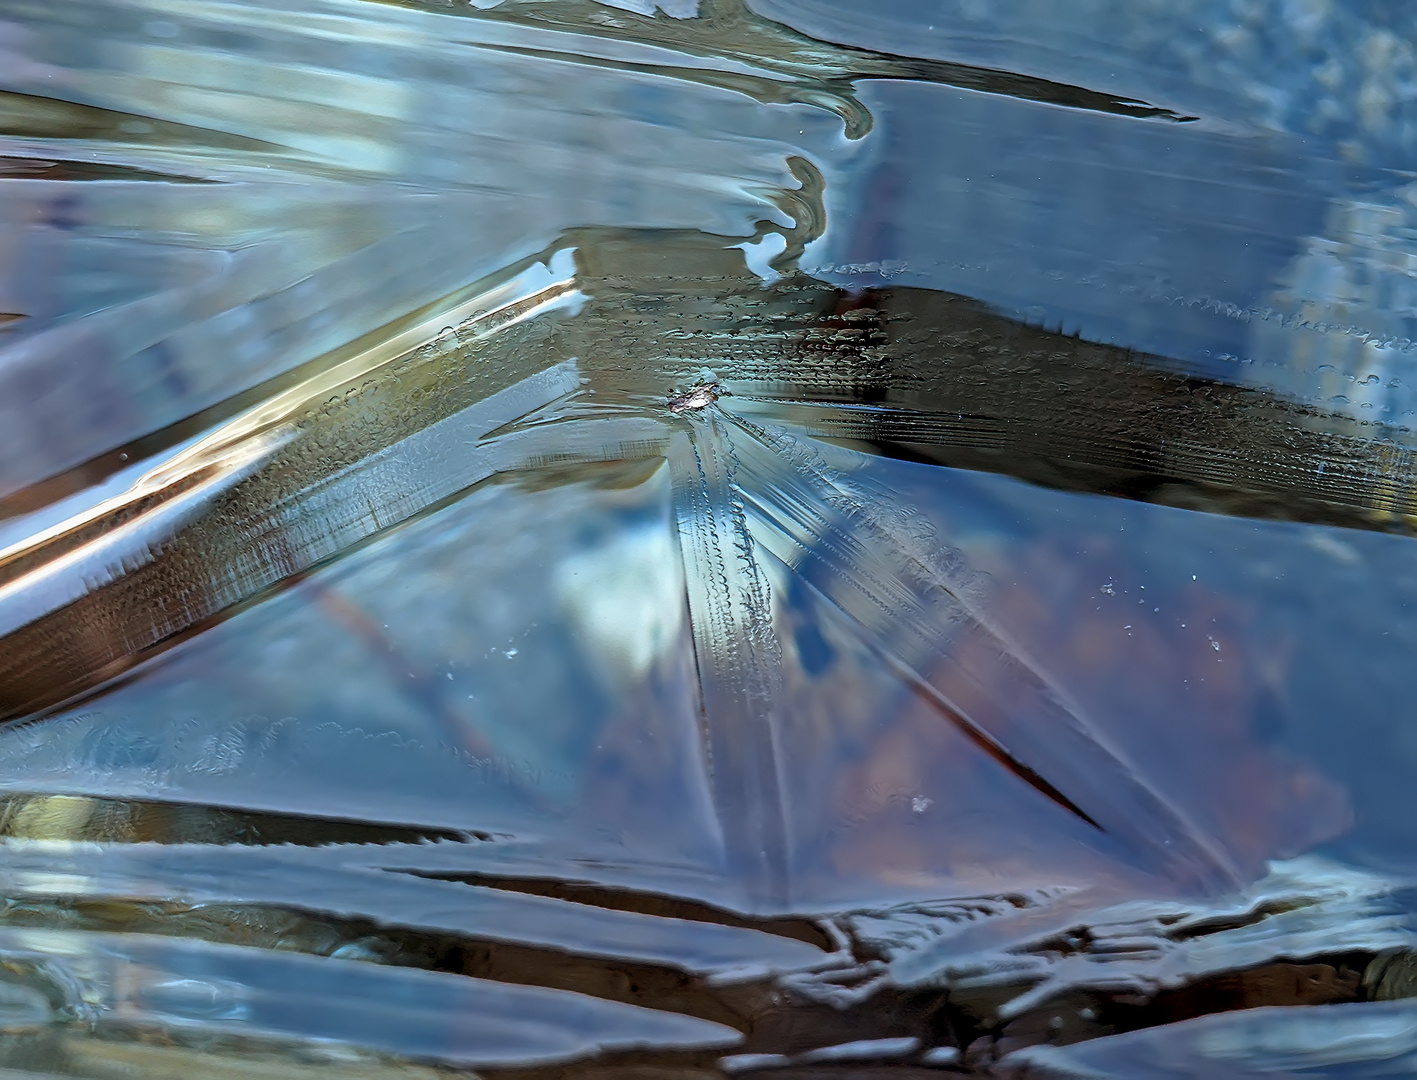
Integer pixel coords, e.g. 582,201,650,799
4,0,1417,1074
1007,999,1417,1078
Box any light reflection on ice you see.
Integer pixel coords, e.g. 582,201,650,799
3,0,1417,1072
555,504,687,685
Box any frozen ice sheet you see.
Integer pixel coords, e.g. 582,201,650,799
5,0,1417,1072
1007,999,1417,1078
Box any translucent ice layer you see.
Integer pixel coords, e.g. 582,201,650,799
4,0,1417,1075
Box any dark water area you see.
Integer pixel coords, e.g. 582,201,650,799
3,0,1417,1075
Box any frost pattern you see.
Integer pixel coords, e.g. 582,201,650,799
0,0,1412,1071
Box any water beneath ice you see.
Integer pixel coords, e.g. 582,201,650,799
4,0,1417,1075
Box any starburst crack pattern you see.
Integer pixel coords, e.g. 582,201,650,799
0,237,1344,909
0,0,1410,1070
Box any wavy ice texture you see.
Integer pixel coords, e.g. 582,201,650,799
771,1,1417,438
0,0,845,497
0,927,740,1067
2,0,1417,1074
1008,1000,1417,1078
0,0,1198,500
804,857,1415,1008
